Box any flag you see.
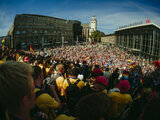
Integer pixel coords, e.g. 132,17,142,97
130,62,136,68
66,48,69,51
146,19,150,23
122,71,129,79
85,56,89,60
2,37,5,43
30,45,34,52
16,53,20,61
121,54,125,59
127,59,131,62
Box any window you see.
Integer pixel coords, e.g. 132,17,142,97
16,30,20,34
22,30,26,34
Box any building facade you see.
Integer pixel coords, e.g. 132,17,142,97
115,23,160,59
101,34,116,45
82,23,90,42
8,14,82,49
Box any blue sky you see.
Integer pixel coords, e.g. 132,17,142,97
0,0,160,36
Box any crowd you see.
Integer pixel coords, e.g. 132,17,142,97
0,44,160,120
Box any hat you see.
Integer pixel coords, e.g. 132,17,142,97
118,80,130,93
153,61,160,68
93,69,103,77
95,76,108,86
24,57,30,62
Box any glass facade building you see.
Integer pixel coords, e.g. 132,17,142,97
115,23,160,59
8,14,82,49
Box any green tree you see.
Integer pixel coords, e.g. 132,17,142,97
89,30,104,42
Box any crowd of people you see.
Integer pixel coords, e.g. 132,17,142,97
0,44,160,120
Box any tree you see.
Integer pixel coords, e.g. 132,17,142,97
89,30,105,42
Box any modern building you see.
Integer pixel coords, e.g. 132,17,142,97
115,22,160,60
69,20,82,43
101,34,116,46
7,14,82,49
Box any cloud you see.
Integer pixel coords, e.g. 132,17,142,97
46,1,160,34
0,0,160,36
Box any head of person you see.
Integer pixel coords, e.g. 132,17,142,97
153,61,160,69
77,92,110,120
118,80,130,93
93,69,103,78
32,65,43,84
82,60,87,65
106,68,110,72
94,76,108,91
56,64,64,74
138,97,160,120
68,67,80,77
0,61,35,114
95,65,100,69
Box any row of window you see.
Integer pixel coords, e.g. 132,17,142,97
15,30,73,35
16,16,67,24
15,25,72,30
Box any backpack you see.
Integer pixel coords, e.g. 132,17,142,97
66,79,81,98
65,79,81,110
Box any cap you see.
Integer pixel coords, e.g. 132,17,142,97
24,57,30,62
118,80,130,93
95,76,108,86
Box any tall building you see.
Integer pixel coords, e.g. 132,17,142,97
115,22,160,60
7,14,82,49
89,15,97,41
82,15,97,42
90,15,97,32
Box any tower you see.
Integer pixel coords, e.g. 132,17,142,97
90,15,97,31
89,15,97,42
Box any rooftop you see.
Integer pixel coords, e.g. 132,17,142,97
115,23,160,32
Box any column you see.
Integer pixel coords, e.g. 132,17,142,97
62,36,64,48
122,35,124,47
132,34,135,49
140,34,143,51
152,30,155,55
127,34,129,48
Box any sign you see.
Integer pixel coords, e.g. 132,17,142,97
117,21,143,29
146,19,151,23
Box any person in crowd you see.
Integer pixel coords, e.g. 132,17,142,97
103,68,111,81
0,61,35,120
32,65,62,120
62,67,85,115
51,64,65,96
108,80,132,119
109,68,120,89
77,92,111,120
108,78,120,94
62,67,85,96
138,96,160,120
93,76,108,94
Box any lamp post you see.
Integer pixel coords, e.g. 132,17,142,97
62,36,64,48
77,36,78,46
